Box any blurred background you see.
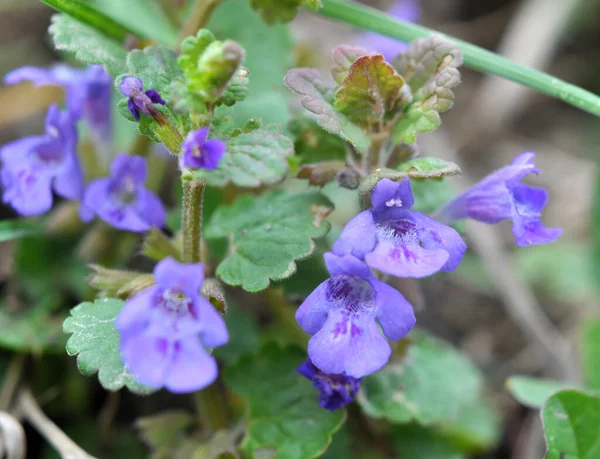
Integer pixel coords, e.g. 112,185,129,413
1,0,599,457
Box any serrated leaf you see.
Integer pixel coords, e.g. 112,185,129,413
0,219,42,242
250,0,303,24
397,157,461,178
394,35,463,93
358,330,498,449
193,124,293,188
205,190,332,292
284,68,370,153
506,376,576,409
63,298,153,394
330,45,367,85
121,45,181,96
542,390,600,459
223,344,345,459
392,106,441,144
49,14,127,76
334,54,405,123
582,318,600,391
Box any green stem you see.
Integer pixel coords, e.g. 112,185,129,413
181,179,206,263
314,0,600,118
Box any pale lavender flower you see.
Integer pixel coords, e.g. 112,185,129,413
80,153,166,232
116,257,228,393
436,152,562,246
181,127,226,170
334,178,466,278
1,105,82,216
4,64,112,139
296,252,415,378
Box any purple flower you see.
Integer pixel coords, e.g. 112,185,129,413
358,0,420,61
296,252,415,378
436,152,562,246
119,76,165,121
4,64,112,140
115,257,228,393
333,178,466,278
80,153,166,232
1,105,82,216
298,359,361,411
181,127,226,170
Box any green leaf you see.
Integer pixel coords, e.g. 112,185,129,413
410,178,457,214
206,190,332,292
358,330,496,433
213,303,260,364
288,118,347,164
208,0,294,126
121,45,181,96
49,14,128,76
305,0,323,9
506,376,575,409
330,44,368,85
284,68,370,153
0,219,42,242
391,424,466,459
392,106,441,145
542,390,600,459
0,306,65,353
192,124,293,187
398,157,461,179
250,0,303,24
582,318,600,391
223,344,345,458
87,0,178,47
334,54,405,123
41,0,131,41
63,298,153,394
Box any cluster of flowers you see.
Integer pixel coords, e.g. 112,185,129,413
296,160,562,410
0,61,561,407
1,68,225,230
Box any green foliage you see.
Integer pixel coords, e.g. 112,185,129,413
213,303,260,364
136,411,194,456
334,54,405,124
193,124,293,187
582,318,600,391
41,0,131,41
206,190,332,292
208,0,294,126
358,330,499,451
409,178,457,214
0,219,42,242
506,376,575,409
49,14,128,76
250,0,303,24
223,344,345,458
391,424,466,459
330,45,367,85
284,68,370,153
63,298,153,394
398,157,461,178
288,118,347,164
542,390,600,459
0,306,65,353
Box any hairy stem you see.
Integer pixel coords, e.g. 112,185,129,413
182,179,206,263
178,0,222,47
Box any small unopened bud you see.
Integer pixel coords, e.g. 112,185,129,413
336,167,360,189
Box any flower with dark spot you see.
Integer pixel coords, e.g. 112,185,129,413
333,178,466,278
435,152,562,246
119,76,165,121
296,252,415,378
298,359,361,410
80,153,166,232
1,105,82,216
116,257,228,393
181,127,226,170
